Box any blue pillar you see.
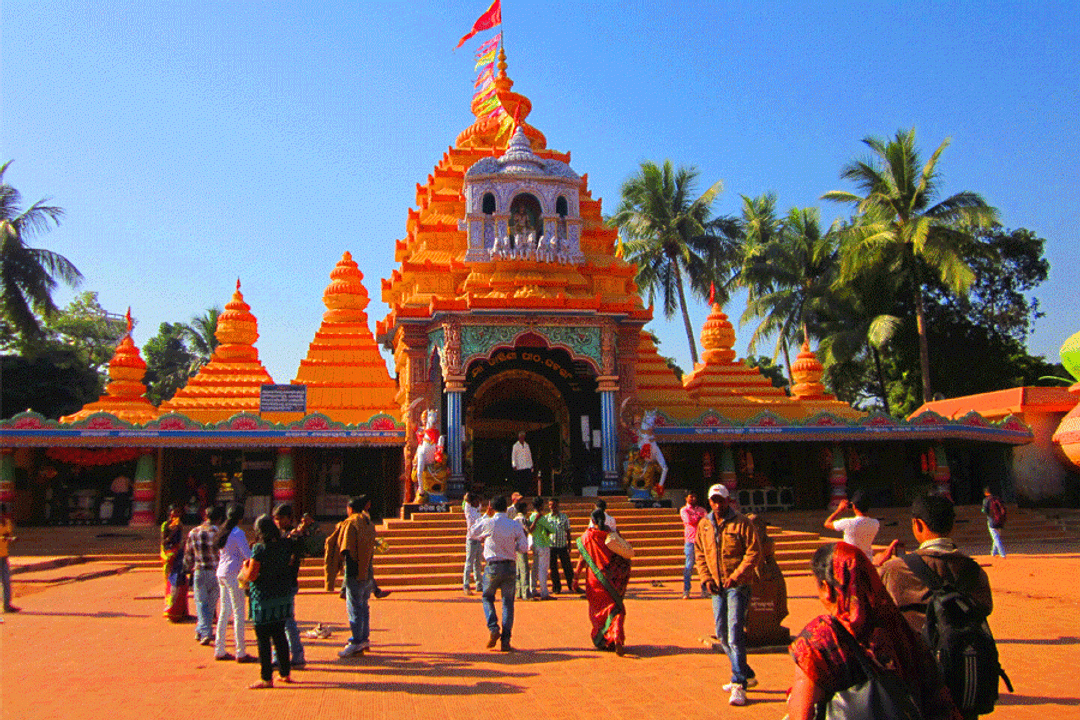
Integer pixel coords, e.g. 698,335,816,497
600,386,620,492
446,385,465,497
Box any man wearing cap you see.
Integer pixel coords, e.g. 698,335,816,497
695,483,763,707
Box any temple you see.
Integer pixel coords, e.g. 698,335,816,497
1,50,1042,526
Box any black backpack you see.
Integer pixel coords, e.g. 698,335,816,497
902,553,1012,715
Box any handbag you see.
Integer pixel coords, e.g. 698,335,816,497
820,624,923,720
237,558,258,588
604,530,634,559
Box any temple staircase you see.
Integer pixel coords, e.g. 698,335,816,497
297,498,823,592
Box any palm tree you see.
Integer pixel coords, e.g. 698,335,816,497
182,306,220,372
738,201,839,382
822,129,998,403
609,160,741,365
0,161,82,338
817,264,904,414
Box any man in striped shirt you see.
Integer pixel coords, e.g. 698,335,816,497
184,505,225,644
546,498,574,593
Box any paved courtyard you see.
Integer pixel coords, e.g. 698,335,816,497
3,543,1079,720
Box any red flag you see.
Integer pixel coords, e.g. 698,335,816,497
455,0,502,49
709,283,716,305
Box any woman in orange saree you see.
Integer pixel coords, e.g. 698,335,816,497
574,508,631,654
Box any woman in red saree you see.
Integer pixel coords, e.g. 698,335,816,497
787,541,958,720
160,504,190,622
573,508,631,655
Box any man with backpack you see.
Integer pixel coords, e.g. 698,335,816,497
981,488,1007,558
880,493,1001,719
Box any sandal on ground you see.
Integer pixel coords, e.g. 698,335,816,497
248,680,273,689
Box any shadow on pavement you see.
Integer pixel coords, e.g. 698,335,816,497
997,636,1080,645
997,694,1080,706
279,679,525,694
16,610,152,618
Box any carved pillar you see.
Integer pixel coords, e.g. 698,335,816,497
442,319,466,497
0,448,14,504
446,380,465,496
272,448,295,505
827,445,848,509
598,376,620,492
932,443,952,499
130,450,157,527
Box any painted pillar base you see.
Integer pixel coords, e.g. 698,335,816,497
272,448,295,506
827,445,848,510
130,451,157,527
0,449,15,504
932,443,952,500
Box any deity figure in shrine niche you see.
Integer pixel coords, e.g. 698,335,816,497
509,193,542,246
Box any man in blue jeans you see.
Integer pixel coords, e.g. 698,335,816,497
694,484,762,707
680,492,706,598
336,495,377,658
473,495,527,651
183,504,225,644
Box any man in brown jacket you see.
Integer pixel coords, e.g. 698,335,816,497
880,493,993,637
335,495,377,658
695,484,763,707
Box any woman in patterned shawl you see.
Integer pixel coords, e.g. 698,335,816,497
786,541,958,720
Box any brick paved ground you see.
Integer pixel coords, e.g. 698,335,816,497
3,544,1079,720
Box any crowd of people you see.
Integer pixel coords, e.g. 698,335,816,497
161,500,319,688
146,484,1002,717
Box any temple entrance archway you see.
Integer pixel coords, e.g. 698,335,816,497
463,346,600,494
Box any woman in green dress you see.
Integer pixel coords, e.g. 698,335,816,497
245,514,300,689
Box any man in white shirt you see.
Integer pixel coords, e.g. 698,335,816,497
823,489,880,559
511,432,534,492
473,495,528,651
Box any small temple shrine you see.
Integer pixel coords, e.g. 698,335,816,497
0,50,1037,526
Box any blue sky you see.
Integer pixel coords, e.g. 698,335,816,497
3,1,1078,384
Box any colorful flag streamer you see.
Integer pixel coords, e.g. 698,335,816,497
456,0,502,49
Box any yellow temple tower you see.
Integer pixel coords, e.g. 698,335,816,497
158,280,275,424
60,309,160,426
291,251,399,424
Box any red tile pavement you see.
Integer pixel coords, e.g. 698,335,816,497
3,550,1078,720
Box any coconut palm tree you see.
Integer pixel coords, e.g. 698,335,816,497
817,264,904,414
738,201,839,382
182,306,220,372
609,160,741,365
0,161,82,339
822,129,998,403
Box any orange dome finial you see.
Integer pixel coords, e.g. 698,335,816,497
790,340,827,400
699,303,737,364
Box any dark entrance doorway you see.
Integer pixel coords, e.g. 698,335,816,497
464,345,599,495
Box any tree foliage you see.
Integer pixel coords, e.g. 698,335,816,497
0,160,83,339
609,160,741,365
144,322,197,405
823,129,999,404
738,196,840,380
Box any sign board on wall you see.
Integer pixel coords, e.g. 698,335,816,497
260,384,307,413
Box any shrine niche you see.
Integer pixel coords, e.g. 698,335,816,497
461,126,584,264
509,192,543,246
